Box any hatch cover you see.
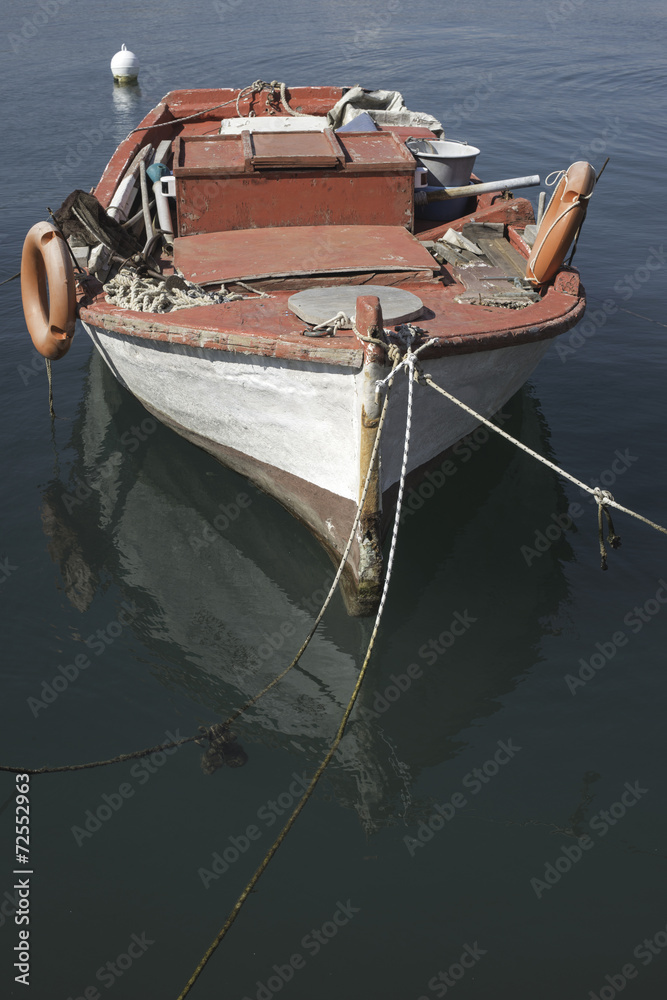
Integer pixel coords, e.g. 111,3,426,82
288,285,424,328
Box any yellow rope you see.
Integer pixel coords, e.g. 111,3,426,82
45,358,56,419
176,354,413,1000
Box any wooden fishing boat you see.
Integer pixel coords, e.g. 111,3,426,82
21,82,594,614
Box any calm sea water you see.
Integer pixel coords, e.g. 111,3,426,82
1,1,666,997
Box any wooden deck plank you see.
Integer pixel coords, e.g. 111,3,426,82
477,237,528,278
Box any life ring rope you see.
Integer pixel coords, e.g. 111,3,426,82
526,161,596,287
526,195,591,284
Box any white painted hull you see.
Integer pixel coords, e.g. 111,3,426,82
81,320,551,612
82,321,549,499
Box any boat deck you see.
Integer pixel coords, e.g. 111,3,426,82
79,85,585,368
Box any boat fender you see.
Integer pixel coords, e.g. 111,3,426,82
21,221,76,360
526,161,596,286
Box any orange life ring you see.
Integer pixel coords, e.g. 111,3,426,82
21,221,77,360
526,161,596,286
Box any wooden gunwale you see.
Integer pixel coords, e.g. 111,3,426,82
78,274,584,367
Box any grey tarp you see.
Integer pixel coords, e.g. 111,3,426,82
327,86,444,135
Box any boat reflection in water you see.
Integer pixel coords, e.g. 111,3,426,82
41,349,574,831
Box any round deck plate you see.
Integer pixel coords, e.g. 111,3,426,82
288,284,424,328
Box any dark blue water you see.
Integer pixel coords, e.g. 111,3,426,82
2,1,667,997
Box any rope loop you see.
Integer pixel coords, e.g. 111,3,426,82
234,80,306,118
276,81,308,117
302,311,350,337
545,169,566,187
351,322,388,350
235,79,273,117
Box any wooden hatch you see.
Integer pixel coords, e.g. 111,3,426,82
173,224,438,285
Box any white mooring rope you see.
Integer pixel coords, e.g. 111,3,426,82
421,372,667,538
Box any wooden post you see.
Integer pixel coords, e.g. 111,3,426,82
352,295,386,615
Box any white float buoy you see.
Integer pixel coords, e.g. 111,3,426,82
111,44,139,85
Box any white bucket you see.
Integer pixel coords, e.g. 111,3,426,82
409,139,480,222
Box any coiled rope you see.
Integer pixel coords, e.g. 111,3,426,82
104,271,233,313
235,80,308,118
176,337,417,1000
127,80,305,134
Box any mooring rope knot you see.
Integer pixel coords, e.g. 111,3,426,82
593,487,613,506
197,724,248,774
374,332,437,397
594,488,622,570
